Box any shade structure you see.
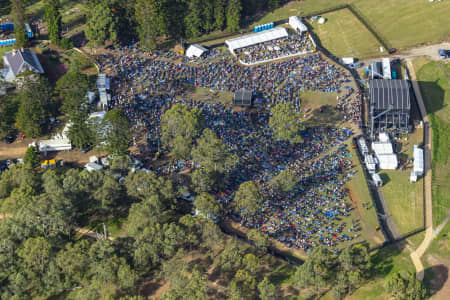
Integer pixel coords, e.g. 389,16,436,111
186,44,208,58
225,27,289,52
289,16,308,32
372,142,394,155
377,154,398,170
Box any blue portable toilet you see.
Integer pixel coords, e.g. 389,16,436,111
391,70,397,79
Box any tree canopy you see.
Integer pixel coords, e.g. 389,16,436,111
269,103,303,144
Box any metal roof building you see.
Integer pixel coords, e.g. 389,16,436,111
225,27,288,53
369,79,411,135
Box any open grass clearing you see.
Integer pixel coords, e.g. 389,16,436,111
252,0,450,51
381,170,424,235
308,8,382,58
415,58,450,227
427,221,450,260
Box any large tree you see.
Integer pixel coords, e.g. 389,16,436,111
85,1,119,45
135,0,169,49
44,0,62,44
191,128,238,174
161,103,202,159
269,103,303,144
234,181,262,216
194,192,222,219
226,0,242,33
184,0,204,38
10,0,27,48
213,0,227,30
16,77,54,137
102,109,131,155
23,146,40,168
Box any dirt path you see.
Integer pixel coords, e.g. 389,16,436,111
406,59,434,281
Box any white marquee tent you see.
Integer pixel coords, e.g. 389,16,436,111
186,44,208,58
289,16,308,33
413,145,424,176
372,142,394,155
377,154,398,170
225,27,288,52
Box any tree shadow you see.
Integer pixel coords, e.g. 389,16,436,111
369,243,405,277
424,264,449,296
305,105,343,126
415,81,446,119
378,173,390,185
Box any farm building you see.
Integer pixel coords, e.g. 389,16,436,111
1,48,44,82
369,79,411,136
186,44,208,58
289,16,308,33
233,89,253,107
225,27,288,53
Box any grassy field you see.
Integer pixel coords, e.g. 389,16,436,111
414,59,450,227
253,0,450,51
427,221,450,260
347,245,415,299
381,170,424,235
345,139,385,246
308,8,381,58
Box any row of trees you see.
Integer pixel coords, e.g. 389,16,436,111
82,0,284,48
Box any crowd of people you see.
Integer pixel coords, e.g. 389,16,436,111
235,34,315,65
98,42,362,252
100,47,346,110
337,89,363,128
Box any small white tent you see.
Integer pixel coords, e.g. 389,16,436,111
186,44,208,58
377,154,398,170
289,16,308,33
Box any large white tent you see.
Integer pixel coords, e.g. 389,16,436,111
372,142,394,155
377,154,398,170
413,145,424,176
225,27,288,52
289,16,308,33
186,44,208,58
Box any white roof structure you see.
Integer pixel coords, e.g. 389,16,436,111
342,57,354,65
225,27,288,52
358,137,369,154
372,142,394,155
413,145,424,175
289,16,308,32
97,73,110,91
382,58,391,80
379,132,390,143
186,44,208,58
38,138,72,152
364,154,376,173
377,154,398,170
371,173,383,186
318,17,326,24
410,171,418,183
85,162,103,172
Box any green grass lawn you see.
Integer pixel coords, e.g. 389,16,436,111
345,140,384,247
415,59,450,227
253,0,450,51
0,46,13,66
381,170,424,235
427,221,450,260
308,8,381,58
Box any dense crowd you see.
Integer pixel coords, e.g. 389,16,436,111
99,44,362,252
235,34,315,65
337,89,363,128
101,47,345,109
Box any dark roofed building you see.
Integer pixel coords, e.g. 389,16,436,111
233,89,253,106
369,79,411,136
1,48,44,82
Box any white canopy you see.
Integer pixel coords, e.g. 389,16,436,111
372,142,394,155
226,27,288,52
413,145,424,175
377,154,398,170
382,58,391,80
289,16,308,32
186,44,208,58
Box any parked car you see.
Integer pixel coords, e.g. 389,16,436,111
348,62,362,69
